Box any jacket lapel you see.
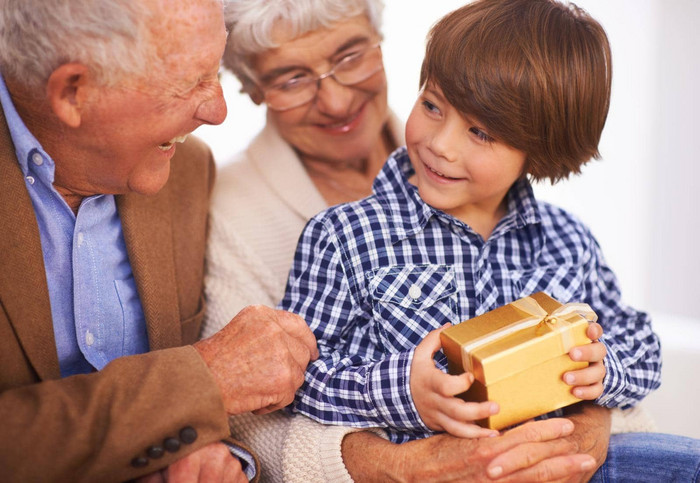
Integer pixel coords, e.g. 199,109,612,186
0,109,61,380
117,189,182,350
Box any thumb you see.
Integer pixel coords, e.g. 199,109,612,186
416,324,451,361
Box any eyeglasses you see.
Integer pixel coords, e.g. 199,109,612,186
261,43,383,111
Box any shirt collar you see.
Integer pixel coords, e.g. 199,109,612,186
372,147,434,244
0,72,55,183
372,147,541,243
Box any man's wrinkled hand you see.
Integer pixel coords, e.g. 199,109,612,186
194,305,318,415
135,442,246,483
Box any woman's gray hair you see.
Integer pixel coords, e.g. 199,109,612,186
223,0,385,93
0,0,153,90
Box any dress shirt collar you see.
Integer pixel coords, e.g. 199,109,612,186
0,73,56,185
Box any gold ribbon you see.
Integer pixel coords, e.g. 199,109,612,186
460,296,597,373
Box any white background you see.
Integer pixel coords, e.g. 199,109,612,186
196,1,700,436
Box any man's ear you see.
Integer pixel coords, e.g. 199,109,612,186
46,63,91,128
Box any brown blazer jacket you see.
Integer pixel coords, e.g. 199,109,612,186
0,109,252,481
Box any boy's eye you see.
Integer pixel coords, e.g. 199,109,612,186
422,100,440,114
469,126,494,143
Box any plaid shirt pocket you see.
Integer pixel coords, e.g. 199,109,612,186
367,264,458,355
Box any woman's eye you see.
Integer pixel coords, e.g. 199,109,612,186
272,73,311,92
469,126,493,143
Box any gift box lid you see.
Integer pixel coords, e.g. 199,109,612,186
440,292,593,385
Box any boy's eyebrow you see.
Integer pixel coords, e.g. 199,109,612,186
424,85,447,103
258,35,375,85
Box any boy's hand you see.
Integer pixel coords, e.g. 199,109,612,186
410,325,499,439
564,322,607,400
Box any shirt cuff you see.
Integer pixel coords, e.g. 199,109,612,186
595,338,627,407
367,349,429,432
223,441,257,481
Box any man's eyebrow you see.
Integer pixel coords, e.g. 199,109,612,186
258,35,375,85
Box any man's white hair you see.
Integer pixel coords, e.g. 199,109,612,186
0,0,154,90
223,0,385,92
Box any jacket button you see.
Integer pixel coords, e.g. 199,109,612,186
164,437,181,453
131,456,148,468
147,445,165,459
180,426,198,444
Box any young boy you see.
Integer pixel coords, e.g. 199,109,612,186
279,0,661,443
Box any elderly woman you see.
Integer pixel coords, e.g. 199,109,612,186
202,0,401,330
201,1,689,482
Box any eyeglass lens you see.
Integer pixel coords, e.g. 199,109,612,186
264,44,383,111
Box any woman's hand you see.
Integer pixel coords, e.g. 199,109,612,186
410,326,499,438
564,322,607,400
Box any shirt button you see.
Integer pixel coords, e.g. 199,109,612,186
31,152,44,166
26,176,35,185
76,232,85,247
408,284,422,300
85,331,95,346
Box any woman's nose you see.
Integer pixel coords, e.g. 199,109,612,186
313,76,355,117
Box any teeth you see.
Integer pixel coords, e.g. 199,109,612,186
429,166,450,178
172,135,188,144
158,134,188,151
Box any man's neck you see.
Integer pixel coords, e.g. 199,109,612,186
7,78,86,215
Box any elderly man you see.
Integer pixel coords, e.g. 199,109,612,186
0,0,316,481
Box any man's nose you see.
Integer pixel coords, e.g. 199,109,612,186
195,83,227,126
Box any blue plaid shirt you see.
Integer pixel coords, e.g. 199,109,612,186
280,147,661,443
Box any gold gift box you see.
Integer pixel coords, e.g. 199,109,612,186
440,292,594,430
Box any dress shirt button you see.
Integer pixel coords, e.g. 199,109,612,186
31,152,44,166
26,176,35,185
179,426,198,444
131,456,149,468
77,232,85,247
408,284,422,300
164,437,181,453
85,330,95,346
147,445,165,459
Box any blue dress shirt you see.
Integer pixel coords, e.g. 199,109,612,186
0,74,148,376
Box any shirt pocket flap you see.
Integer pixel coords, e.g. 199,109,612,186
368,264,457,310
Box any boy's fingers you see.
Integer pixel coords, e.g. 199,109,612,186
564,361,606,386
585,322,604,340
438,395,499,423
434,371,473,396
570,341,607,362
436,414,499,439
416,326,449,360
572,382,604,400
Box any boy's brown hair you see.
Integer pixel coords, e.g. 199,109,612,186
420,0,612,182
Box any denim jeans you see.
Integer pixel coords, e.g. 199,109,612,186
590,432,700,482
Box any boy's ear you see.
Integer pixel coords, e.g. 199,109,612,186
46,63,91,128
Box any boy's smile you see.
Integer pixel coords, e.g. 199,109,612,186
406,84,526,238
